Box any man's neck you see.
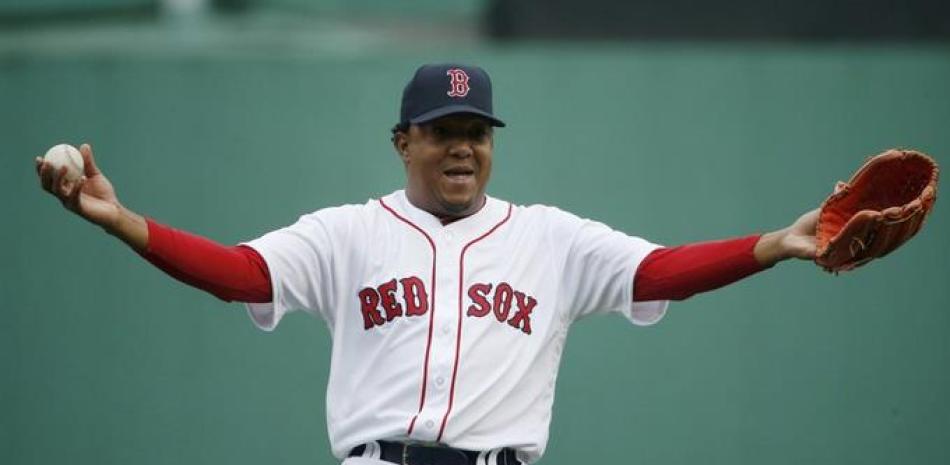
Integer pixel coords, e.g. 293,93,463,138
404,192,487,226
438,195,486,225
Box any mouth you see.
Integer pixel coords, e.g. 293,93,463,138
442,166,476,182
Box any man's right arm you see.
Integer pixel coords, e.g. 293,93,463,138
36,143,272,303
140,219,272,302
37,143,148,250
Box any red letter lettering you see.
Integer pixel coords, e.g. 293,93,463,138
508,291,537,335
466,283,493,317
358,287,384,330
492,282,514,322
377,279,403,321
400,276,429,317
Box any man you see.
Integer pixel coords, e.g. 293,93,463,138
36,63,818,465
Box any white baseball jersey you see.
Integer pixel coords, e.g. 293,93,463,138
241,190,669,464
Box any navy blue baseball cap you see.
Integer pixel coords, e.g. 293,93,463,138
397,63,505,128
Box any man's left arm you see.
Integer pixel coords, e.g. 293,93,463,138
634,209,818,302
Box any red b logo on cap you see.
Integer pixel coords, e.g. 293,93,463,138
446,69,470,98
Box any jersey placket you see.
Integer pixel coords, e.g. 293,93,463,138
408,228,462,442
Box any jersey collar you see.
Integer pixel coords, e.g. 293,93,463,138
385,189,510,241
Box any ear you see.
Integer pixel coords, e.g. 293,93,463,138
393,130,410,164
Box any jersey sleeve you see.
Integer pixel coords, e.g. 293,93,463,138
557,212,669,325
239,206,355,331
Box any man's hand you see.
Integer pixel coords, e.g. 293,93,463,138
36,143,148,251
36,143,120,228
754,208,819,266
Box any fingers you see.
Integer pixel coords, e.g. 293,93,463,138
79,143,100,177
38,161,75,200
53,166,72,197
38,160,55,192
37,160,67,194
36,146,93,214
63,176,87,211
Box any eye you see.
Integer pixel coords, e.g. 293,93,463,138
431,126,448,139
469,126,489,141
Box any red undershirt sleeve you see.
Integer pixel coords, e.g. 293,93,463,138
634,234,767,302
138,218,272,303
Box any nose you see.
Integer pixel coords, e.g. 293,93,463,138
447,141,473,159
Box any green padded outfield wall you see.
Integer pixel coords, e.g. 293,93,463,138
2,37,949,464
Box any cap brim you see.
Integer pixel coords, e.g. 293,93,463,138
410,105,506,127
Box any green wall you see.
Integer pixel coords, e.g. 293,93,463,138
3,43,949,464
258,0,484,16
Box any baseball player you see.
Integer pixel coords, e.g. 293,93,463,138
35,63,819,465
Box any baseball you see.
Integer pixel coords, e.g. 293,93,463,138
43,144,85,183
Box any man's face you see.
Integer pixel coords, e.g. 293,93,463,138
395,115,494,220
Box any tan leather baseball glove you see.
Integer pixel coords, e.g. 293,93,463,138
815,149,939,273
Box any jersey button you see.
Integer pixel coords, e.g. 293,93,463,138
425,420,435,429
441,324,451,335
436,376,445,386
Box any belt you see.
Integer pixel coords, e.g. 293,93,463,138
349,440,522,465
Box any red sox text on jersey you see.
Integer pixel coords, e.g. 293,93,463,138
359,279,538,334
